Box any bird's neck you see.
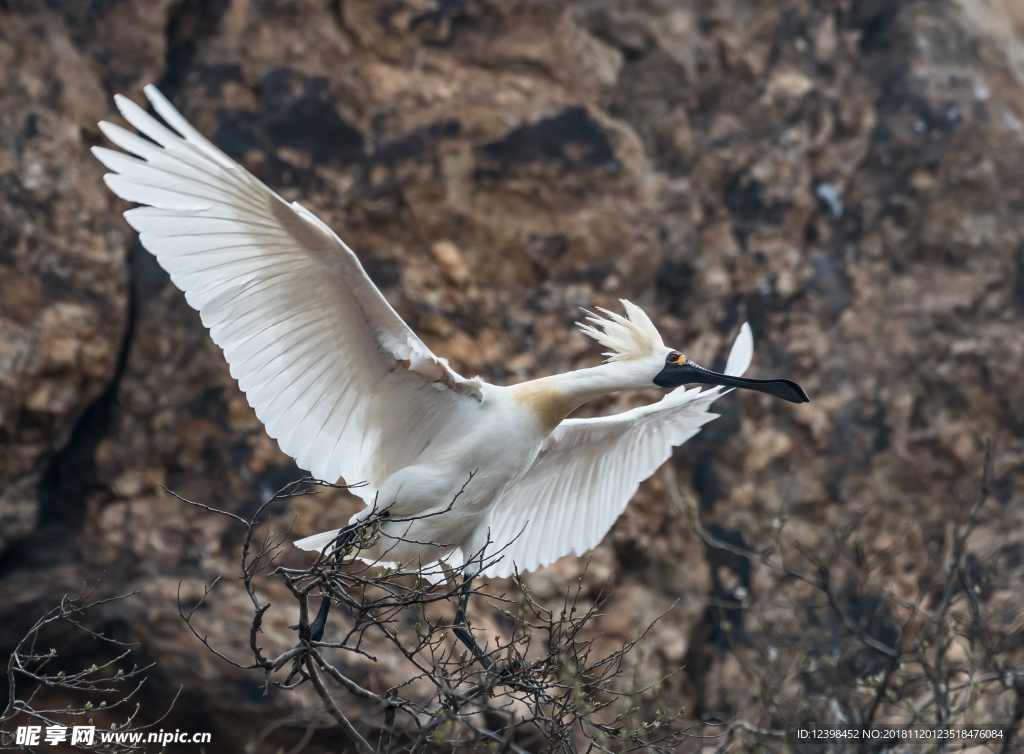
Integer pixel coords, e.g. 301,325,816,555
509,362,646,432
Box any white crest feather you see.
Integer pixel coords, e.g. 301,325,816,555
577,300,665,361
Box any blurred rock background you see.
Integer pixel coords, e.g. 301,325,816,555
2,0,1024,748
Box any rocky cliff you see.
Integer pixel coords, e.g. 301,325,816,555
2,0,1024,748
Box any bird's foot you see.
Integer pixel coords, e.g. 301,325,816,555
325,526,356,561
482,657,532,689
327,512,389,562
494,657,531,680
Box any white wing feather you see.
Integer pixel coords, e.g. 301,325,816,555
481,325,754,578
93,85,480,498
724,322,753,377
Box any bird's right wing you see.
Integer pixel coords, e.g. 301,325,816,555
480,325,753,578
93,86,482,497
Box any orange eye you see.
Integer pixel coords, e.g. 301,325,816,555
667,352,685,364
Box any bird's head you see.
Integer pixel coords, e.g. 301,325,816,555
577,301,809,404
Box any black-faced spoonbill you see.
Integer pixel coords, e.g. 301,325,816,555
94,85,809,667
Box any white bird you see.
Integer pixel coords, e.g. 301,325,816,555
94,85,808,664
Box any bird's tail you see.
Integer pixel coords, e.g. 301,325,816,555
293,529,341,552
293,528,459,585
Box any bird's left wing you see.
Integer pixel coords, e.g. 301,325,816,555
480,324,753,578
93,86,482,497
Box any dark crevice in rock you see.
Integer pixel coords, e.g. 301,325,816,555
825,399,891,502
367,118,458,169
656,258,696,316
156,0,230,98
215,68,365,191
1014,242,1024,312
847,0,908,54
807,250,851,318
691,448,722,513
218,68,366,163
684,525,753,719
0,246,136,577
475,107,619,177
724,173,789,250
0,0,224,578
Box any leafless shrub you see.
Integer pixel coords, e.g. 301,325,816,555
679,439,1024,752
0,584,177,752
172,476,695,754
14,449,1015,753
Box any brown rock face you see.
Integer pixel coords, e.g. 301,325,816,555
0,6,135,551
2,0,1024,746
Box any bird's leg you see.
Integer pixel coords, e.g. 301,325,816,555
284,595,331,685
452,575,493,671
307,594,331,641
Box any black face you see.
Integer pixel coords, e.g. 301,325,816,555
654,352,809,404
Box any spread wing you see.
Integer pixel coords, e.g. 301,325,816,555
480,324,753,577
93,85,481,498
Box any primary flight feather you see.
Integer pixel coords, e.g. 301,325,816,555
94,85,808,588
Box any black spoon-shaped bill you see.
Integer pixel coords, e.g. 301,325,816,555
654,361,809,404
